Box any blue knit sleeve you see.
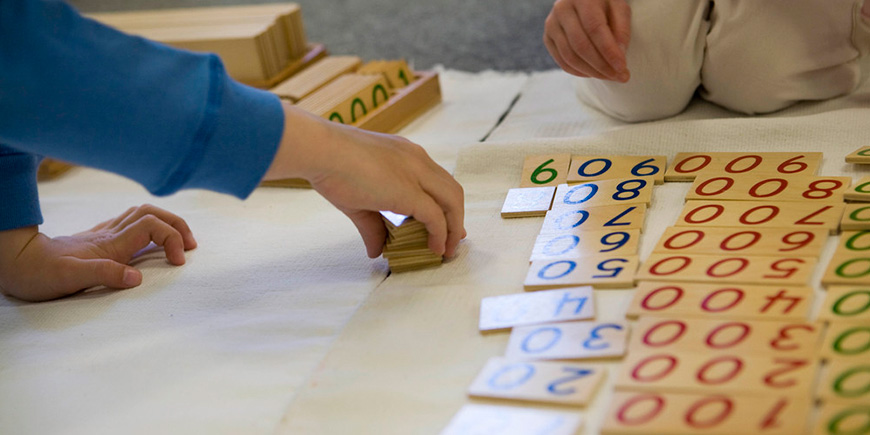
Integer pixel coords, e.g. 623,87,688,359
0,145,42,231
0,0,285,230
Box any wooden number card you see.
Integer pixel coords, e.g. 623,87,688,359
653,227,828,258
505,321,629,360
601,391,811,435
551,179,652,210
686,174,849,203
440,403,583,435
845,176,870,202
525,255,639,290
818,286,870,323
467,357,605,406
627,317,821,358
676,200,844,234
816,359,870,404
846,146,870,164
539,204,647,235
823,231,870,287
500,186,556,218
664,152,821,182
814,401,870,435
358,59,415,89
530,229,640,261
614,352,818,396
478,286,595,332
626,282,813,322
520,154,572,188
820,322,870,361
637,253,817,286
841,203,870,231
566,155,667,185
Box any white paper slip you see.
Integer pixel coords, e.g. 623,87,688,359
479,287,595,331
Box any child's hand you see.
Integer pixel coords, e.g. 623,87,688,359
544,0,632,82
0,205,196,302
265,104,466,259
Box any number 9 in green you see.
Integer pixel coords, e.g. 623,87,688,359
531,159,559,185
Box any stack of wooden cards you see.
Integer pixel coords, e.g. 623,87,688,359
381,211,442,272
295,73,391,125
88,3,308,86
357,59,415,89
270,56,362,102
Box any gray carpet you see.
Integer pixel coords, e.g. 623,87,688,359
68,0,558,72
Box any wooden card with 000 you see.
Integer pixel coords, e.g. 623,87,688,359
637,253,817,286
675,200,844,234
652,227,828,258
685,174,850,203
601,391,811,435
627,316,821,359
614,352,818,397
626,281,813,322
664,152,822,182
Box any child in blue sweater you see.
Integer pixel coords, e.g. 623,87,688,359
0,0,465,302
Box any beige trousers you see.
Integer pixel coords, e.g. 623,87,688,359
577,0,870,122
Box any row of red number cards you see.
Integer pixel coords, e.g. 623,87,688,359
440,151,870,435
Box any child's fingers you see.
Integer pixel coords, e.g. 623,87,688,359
114,215,188,265
544,35,589,77
560,2,620,80
576,0,627,81
61,257,142,291
114,204,197,250
607,0,632,52
404,194,449,257
345,210,388,258
550,30,606,79
104,205,140,230
419,172,465,259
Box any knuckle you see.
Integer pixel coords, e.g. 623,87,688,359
584,19,609,39
553,0,571,14
139,214,160,226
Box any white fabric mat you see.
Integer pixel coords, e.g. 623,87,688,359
402,67,528,172
278,74,870,434
488,69,870,141
0,69,527,435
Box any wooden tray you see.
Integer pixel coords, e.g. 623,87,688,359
246,43,327,89
260,70,441,189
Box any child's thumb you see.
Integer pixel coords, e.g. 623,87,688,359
68,258,142,290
